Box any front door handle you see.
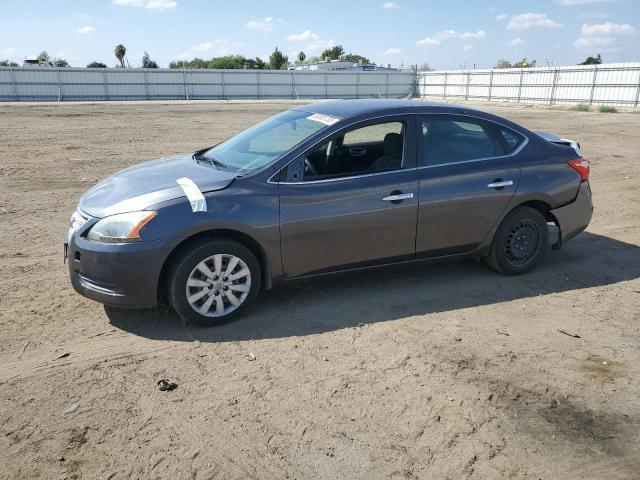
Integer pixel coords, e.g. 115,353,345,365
383,192,414,202
487,179,513,189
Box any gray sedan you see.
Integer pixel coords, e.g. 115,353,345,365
66,100,593,326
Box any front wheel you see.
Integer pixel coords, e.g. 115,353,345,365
485,206,549,275
169,239,261,326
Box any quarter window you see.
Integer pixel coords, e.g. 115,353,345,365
286,120,407,182
420,119,499,167
500,127,524,153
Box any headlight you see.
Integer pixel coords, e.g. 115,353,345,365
86,211,157,243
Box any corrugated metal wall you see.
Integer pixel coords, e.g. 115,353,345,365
0,67,417,101
3,64,638,105
418,63,640,107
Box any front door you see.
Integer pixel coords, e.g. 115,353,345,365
277,117,419,278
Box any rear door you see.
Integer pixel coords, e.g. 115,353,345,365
416,115,523,257
276,116,419,278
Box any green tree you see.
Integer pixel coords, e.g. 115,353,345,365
297,51,306,63
268,47,288,70
114,44,127,68
495,58,536,69
343,53,370,64
142,51,159,68
169,58,208,69
579,54,602,65
0,59,19,66
37,51,51,66
513,58,536,68
53,58,69,67
321,45,344,60
87,61,107,68
418,63,433,72
245,57,266,69
169,55,266,70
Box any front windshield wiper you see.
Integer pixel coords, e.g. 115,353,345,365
193,150,229,170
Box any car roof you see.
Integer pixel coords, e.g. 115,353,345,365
292,99,482,119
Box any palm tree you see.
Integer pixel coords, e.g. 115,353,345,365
114,44,126,68
297,51,306,63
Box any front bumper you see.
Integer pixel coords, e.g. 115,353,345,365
67,233,180,308
550,181,593,250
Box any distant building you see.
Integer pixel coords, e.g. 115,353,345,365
23,55,53,67
290,59,397,72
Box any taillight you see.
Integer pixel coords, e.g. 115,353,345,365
568,158,590,181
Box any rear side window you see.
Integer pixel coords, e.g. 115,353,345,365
420,118,499,167
500,127,525,153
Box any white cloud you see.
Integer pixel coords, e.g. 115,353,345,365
245,16,275,32
574,36,616,48
555,0,611,5
496,14,508,21
112,0,177,11
579,11,610,19
507,13,563,31
507,37,523,46
416,29,486,46
77,26,95,34
574,22,634,51
383,2,399,8
581,22,635,35
460,30,486,39
462,44,474,51
191,40,246,55
286,30,334,54
304,39,335,54
287,30,319,41
384,47,401,55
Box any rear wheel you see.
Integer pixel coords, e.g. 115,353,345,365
485,206,548,275
169,239,261,326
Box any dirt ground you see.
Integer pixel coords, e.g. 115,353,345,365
0,100,639,480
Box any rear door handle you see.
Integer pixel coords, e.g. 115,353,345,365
487,180,513,189
383,193,414,202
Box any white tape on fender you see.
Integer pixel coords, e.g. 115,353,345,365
307,113,341,126
176,177,207,213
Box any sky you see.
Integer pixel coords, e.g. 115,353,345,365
0,0,638,69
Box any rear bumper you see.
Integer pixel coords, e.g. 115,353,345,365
68,235,180,308
551,181,593,250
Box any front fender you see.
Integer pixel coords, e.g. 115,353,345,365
144,179,283,281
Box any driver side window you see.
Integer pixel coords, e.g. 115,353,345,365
288,120,407,182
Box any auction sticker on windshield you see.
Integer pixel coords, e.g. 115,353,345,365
307,113,341,126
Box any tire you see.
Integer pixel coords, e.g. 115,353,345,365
485,206,549,275
169,238,261,326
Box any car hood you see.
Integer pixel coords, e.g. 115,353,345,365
79,154,236,218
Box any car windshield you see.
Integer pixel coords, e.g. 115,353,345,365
199,110,331,174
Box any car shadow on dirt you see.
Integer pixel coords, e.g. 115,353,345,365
106,231,640,342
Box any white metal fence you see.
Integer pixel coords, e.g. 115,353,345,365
419,62,640,107
3,63,639,106
0,67,416,101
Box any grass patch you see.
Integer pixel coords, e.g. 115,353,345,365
598,105,618,113
574,103,590,112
